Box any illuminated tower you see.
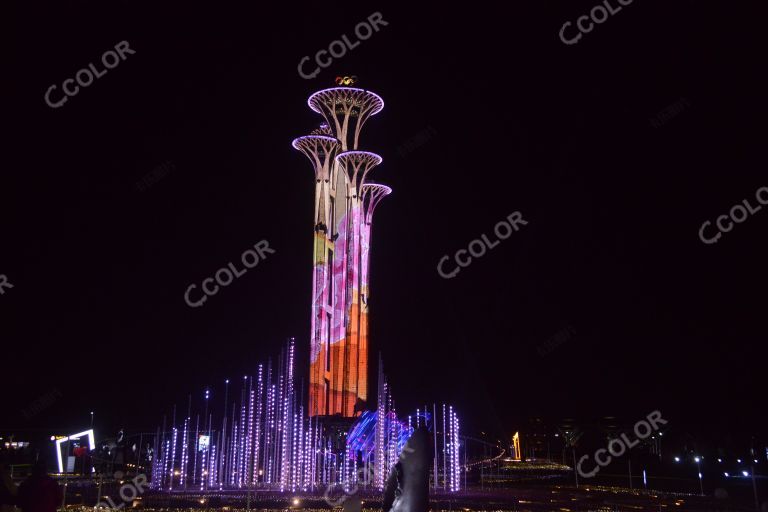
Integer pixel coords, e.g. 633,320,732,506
293,81,390,417
512,431,521,461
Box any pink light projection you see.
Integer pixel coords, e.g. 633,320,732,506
294,86,390,417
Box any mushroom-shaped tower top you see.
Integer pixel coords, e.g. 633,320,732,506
308,87,384,151
361,182,392,196
335,150,383,197
360,183,392,223
292,134,339,180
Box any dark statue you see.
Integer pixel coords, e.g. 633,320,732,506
382,427,431,512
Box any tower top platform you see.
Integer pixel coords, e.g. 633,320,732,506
308,87,384,117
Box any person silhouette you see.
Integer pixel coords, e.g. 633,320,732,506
17,460,62,512
0,463,18,512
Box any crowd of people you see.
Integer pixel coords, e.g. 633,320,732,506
0,460,62,512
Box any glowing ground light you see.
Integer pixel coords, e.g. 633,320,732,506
180,419,189,486
169,429,177,490
151,391,463,492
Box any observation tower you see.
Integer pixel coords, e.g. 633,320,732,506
293,79,391,417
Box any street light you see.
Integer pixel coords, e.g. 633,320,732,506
674,456,681,462
694,455,703,496
751,441,761,511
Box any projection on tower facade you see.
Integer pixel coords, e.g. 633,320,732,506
293,81,391,417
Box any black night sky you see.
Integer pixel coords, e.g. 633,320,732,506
4,1,767,445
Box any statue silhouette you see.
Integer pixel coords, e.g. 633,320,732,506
382,427,431,512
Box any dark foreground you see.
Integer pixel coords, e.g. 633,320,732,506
61,485,755,512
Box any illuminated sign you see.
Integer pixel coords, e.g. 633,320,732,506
54,429,95,473
198,434,210,451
